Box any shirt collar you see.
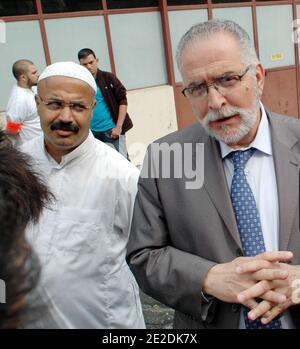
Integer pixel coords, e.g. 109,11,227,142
44,131,95,168
219,102,272,159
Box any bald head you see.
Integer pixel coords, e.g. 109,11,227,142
12,59,34,81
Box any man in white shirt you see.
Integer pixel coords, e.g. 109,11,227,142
21,61,145,329
6,59,42,147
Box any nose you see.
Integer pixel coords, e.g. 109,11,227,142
207,85,227,111
58,105,74,122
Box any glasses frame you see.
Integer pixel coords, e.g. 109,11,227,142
181,65,251,98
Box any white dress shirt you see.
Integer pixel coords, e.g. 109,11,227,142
22,133,145,329
6,85,42,147
219,103,294,329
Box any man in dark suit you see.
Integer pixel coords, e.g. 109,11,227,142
126,19,300,329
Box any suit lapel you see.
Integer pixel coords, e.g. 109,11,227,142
199,135,242,248
269,113,300,250
197,112,300,251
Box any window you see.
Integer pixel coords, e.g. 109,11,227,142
169,9,208,83
212,0,249,3
45,16,111,71
109,12,167,89
1,21,46,110
41,0,102,13
0,0,37,16
167,0,206,5
256,5,294,69
106,0,158,9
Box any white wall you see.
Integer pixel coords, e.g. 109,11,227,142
126,85,178,167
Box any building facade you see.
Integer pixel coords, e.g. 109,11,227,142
1,0,300,164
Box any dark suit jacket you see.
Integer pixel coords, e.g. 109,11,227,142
126,110,300,329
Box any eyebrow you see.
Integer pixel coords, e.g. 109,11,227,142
46,98,87,104
186,70,240,87
83,60,94,65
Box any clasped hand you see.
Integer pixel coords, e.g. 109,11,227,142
203,251,300,324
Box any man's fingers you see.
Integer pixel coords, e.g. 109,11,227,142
252,269,289,281
237,280,272,303
257,251,293,263
236,260,272,274
236,251,293,274
261,290,287,304
243,298,259,310
247,300,272,321
261,301,291,324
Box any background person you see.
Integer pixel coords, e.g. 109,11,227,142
5,59,42,147
78,48,132,158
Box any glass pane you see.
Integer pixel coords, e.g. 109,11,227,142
168,9,208,83
212,7,254,44
0,21,46,110
168,0,206,5
257,5,294,69
106,0,158,9
212,0,249,3
45,16,111,72
109,12,167,89
0,0,37,16
41,0,102,13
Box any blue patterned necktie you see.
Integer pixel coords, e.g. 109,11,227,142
229,148,282,329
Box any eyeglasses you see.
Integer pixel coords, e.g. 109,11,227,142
38,95,94,115
182,66,251,99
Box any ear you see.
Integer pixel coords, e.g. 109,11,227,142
255,63,265,98
20,73,27,82
96,58,99,65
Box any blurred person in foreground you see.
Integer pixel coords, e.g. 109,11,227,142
0,132,51,329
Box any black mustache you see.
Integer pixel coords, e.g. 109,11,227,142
50,122,79,133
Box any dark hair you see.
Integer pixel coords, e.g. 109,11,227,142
78,48,96,61
0,132,52,329
12,59,34,81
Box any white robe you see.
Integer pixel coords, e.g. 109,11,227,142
22,133,145,329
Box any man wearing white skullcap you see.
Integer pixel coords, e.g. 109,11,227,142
21,61,145,329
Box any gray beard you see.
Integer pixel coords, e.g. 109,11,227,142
200,95,260,145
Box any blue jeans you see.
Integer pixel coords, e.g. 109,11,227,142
92,129,129,159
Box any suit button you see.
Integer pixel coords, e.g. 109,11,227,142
232,304,240,313
236,248,243,257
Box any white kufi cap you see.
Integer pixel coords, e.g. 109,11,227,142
38,61,97,93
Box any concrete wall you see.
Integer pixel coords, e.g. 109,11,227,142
126,85,178,167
